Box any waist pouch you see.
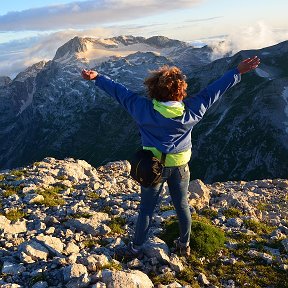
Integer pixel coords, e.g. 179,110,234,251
129,150,166,188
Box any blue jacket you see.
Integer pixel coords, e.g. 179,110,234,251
94,68,241,154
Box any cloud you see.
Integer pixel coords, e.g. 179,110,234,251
0,0,202,32
0,28,112,78
209,22,288,60
185,16,222,23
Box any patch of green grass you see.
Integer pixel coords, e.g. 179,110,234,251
101,261,122,271
222,207,243,218
0,184,21,197
218,228,288,287
36,186,66,207
83,237,110,249
200,208,218,220
186,253,207,274
56,175,67,181
4,208,27,221
0,174,5,181
243,219,275,235
160,218,226,257
191,213,212,224
54,183,69,190
178,268,201,287
160,205,174,212
226,230,258,244
149,272,176,286
87,191,101,200
3,189,17,198
150,265,202,287
67,212,93,219
211,258,288,287
251,238,286,254
83,239,98,249
256,202,269,211
108,217,126,235
190,221,226,257
10,169,27,179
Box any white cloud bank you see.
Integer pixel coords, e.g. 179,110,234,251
0,0,202,31
1,22,287,78
210,22,288,60
0,28,112,77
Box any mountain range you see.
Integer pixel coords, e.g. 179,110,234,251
0,35,287,183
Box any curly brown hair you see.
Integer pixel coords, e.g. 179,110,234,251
144,65,187,102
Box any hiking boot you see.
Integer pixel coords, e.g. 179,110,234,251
114,242,144,261
174,238,191,257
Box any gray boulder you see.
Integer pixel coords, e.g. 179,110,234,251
101,269,153,288
143,237,170,264
188,179,211,209
1,261,25,275
35,235,64,256
18,240,49,263
62,263,88,282
64,213,110,236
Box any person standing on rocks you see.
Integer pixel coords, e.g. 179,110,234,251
81,56,260,258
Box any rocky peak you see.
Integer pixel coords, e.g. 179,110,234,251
0,76,11,87
111,35,146,46
145,35,186,48
14,60,47,82
54,36,90,60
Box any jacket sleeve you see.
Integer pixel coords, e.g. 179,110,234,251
94,74,145,119
183,68,241,122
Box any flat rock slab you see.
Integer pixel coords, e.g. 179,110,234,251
102,269,153,288
0,215,27,234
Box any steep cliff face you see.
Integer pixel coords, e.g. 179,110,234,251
0,36,287,182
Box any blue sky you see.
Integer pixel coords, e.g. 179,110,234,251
0,0,287,77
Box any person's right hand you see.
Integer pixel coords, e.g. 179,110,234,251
81,69,98,80
237,56,260,74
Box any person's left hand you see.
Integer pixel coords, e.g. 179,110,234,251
237,56,260,74
81,69,98,80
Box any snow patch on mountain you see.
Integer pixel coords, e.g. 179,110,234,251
255,68,271,79
18,79,36,115
78,42,161,66
77,41,187,68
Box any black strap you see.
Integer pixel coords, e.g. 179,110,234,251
160,153,167,165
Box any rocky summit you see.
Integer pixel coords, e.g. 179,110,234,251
0,158,287,288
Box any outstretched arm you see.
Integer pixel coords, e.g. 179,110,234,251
81,69,145,120
184,56,260,122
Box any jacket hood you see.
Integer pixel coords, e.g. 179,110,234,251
152,99,184,118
